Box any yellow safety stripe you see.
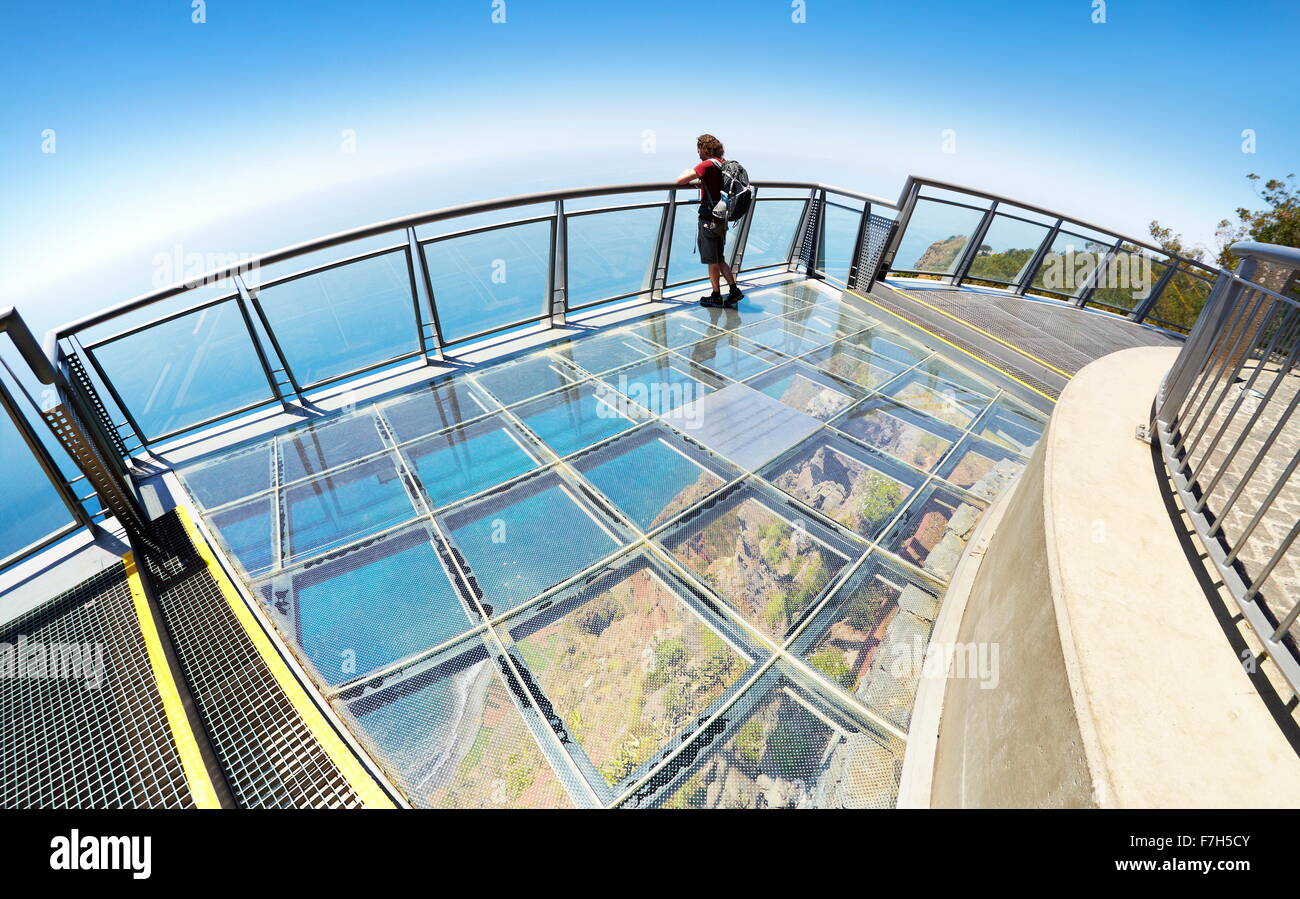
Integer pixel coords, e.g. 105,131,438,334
881,282,1073,378
175,507,396,809
845,286,1059,404
123,552,222,809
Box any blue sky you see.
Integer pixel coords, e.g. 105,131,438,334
2,0,1296,333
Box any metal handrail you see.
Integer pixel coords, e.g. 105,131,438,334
0,173,1244,576
49,180,889,346
878,176,1219,328
1153,242,1300,692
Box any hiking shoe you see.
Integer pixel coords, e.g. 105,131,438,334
725,287,744,306
699,292,726,307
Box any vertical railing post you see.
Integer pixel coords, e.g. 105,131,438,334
408,227,446,358
952,202,997,287
1015,219,1062,296
650,191,677,302
1078,238,1123,308
787,191,815,273
845,202,871,291
0,366,93,532
876,176,920,278
236,275,302,401
728,187,756,275
1130,256,1182,324
548,199,568,326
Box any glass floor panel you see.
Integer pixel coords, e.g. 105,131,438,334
734,317,833,358
936,434,1027,502
742,285,818,314
883,370,993,429
570,422,736,531
510,380,644,458
601,353,728,418
843,327,931,367
344,638,576,809
649,665,902,808
507,552,752,790
474,352,584,407
802,340,908,391
911,354,999,399
280,412,385,483
402,414,541,510
675,332,785,382
760,429,925,541
181,443,272,510
623,314,720,350
209,496,276,577
548,329,660,376
746,361,864,422
283,454,419,562
830,394,962,472
436,468,630,616
173,277,1054,809
658,482,859,640
795,311,873,341
792,555,946,731
379,377,498,443
970,394,1048,455
664,302,769,327
882,483,987,582
259,525,474,686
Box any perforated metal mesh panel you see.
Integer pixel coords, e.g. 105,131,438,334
0,564,194,809
850,214,896,292
140,511,375,808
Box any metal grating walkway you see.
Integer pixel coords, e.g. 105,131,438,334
856,282,1185,400
137,509,396,808
0,563,198,808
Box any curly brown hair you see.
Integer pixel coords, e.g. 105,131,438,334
696,134,724,159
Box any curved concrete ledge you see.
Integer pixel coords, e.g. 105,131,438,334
920,346,1300,808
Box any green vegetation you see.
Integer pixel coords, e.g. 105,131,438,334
734,717,766,767
966,246,1034,283
809,647,854,688
853,472,906,531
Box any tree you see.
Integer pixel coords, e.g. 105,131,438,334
1214,174,1300,269
1150,173,1300,269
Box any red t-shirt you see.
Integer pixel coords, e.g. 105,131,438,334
693,157,725,210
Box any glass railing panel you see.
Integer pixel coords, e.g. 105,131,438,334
255,249,419,387
1029,230,1113,298
421,220,552,344
964,214,1050,285
1147,266,1215,332
1087,249,1158,313
565,206,661,307
0,398,75,562
821,202,863,284
892,198,984,275
88,297,275,440
667,201,740,287
738,198,803,270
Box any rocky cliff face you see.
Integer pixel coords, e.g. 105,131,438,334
913,235,968,272
771,446,908,537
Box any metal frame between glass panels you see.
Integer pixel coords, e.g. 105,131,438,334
174,280,1051,808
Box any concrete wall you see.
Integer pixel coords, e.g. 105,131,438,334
930,444,1097,807
925,346,1300,808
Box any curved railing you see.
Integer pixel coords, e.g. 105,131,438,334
1154,242,1300,691
1,174,1218,572
879,176,1220,332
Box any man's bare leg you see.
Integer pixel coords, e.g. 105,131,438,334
708,263,722,293
717,260,737,290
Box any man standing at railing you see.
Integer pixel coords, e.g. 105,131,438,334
677,134,743,308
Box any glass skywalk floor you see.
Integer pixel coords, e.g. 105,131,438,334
175,280,1049,809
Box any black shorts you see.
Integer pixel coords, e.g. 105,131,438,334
698,218,726,264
